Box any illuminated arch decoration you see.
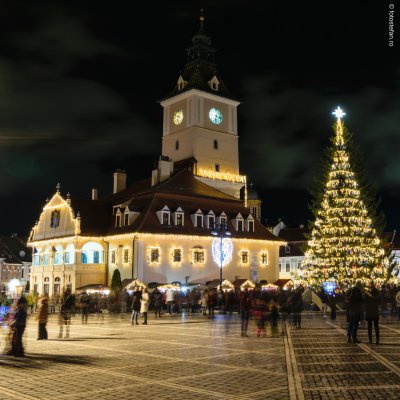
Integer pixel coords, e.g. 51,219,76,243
212,237,233,267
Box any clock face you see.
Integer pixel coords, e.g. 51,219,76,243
173,109,184,125
209,108,223,125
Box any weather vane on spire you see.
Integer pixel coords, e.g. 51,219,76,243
332,106,346,121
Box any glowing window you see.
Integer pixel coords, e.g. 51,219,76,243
151,248,160,263
173,249,182,263
240,251,249,264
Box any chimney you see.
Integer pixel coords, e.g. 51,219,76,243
151,156,173,186
92,188,98,200
113,169,127,194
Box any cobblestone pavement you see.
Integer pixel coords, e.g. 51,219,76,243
0,311,399,400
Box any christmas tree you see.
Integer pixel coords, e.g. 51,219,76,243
298,107,388,290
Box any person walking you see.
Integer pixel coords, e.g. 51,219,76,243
290,286,304,329
130,287,141,325
8,297,28,357
166,288,174,315
320,288,329,318
269,296,279,337
152,287,162,318
36,295,49,340
49,295,56,314
119,289,129,314
140,288,149,325
201,290,208,316
364,282,380,345
79,290,90,324
58,288,74,339
239,288,252,337
253,297,267,337
346,281,364,343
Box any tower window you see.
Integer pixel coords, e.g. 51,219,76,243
214,140,218,150
215,163,220,172
175,140,179,150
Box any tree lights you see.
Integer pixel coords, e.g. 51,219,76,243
298,107,389,290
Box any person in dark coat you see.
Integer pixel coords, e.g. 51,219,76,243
152,288,162,318
8,299,28,357
239,288,252,337
130,287,142,325
290,286,304,329
364,282,380,345
346,281,364,343
58,288,74,338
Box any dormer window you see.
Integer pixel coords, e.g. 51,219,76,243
248,220,254,232
196,215,203,228
191,209,204,228
206,211,215,229
124,213,129,226
172,207,184,226
156,205,171,225
232,213,244,231
208,76,220,91
115,213,121,228
177,75,188,91
285,245,291,254
162,212,170,225
219,212,227,225
246,215,255,232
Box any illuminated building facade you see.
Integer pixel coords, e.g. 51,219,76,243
28,16,284,295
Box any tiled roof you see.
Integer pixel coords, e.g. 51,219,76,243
162,62,236,101
277,227,308,242
38,170,284,243
69,197,111,236
279,243,305,257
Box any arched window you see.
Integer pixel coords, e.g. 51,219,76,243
65,243,75,264
43,246,51,266
33,247,42,266
53,244,63,265
81,242,104,264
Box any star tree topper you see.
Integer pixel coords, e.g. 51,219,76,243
332,106,346,121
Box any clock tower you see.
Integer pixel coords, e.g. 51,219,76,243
159,12,246,200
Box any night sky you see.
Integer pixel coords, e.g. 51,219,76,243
0,1,399,237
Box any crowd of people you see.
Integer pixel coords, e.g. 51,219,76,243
1,281,399,356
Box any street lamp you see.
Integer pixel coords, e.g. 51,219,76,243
211,221,232,292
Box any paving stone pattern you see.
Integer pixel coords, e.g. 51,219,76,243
0,312,399,399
